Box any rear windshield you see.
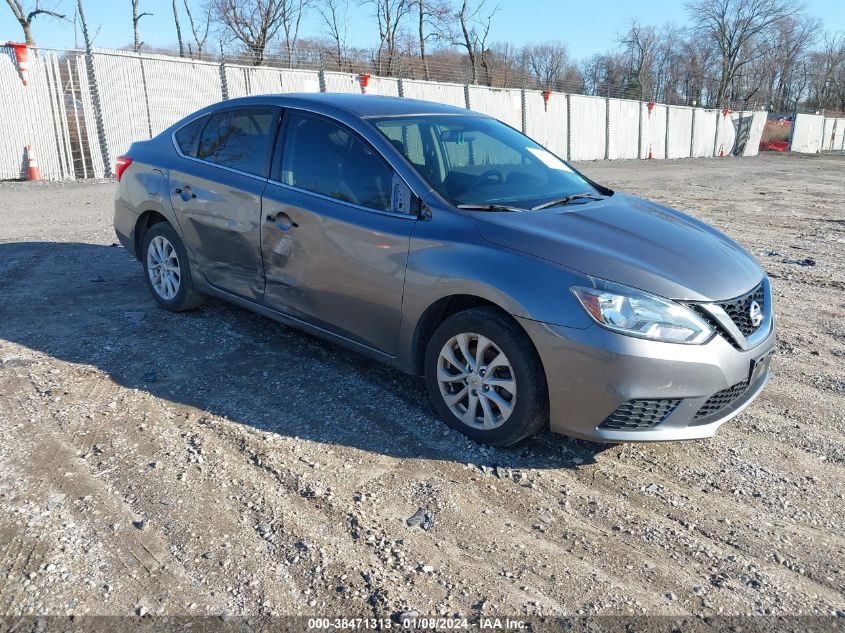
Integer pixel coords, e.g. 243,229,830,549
372,114,597,209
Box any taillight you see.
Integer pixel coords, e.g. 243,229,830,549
116,156,133,182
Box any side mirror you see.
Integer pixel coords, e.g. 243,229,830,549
391,173,419,215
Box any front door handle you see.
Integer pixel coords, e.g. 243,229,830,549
266,211,298,231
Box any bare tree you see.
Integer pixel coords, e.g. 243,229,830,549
767,16,818,109
672,33,714,105
172,0,185,56
413,0,450,80
524,42,571,90
213,0,290,64
316,0,349,69
687,0,800,107
805,32,845,111
619,20,659,99
183,0,211,56
131,0,152,51
453,0,498,85
4,0,65,45
580,52,627,97
362,0,411,75
279,0,311,67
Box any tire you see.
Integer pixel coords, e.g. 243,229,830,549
424,307,548,446
141,221,206,312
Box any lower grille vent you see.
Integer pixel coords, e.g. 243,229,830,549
694,380,750,420
600,399,680,430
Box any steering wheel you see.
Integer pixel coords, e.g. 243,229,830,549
469,169,503,190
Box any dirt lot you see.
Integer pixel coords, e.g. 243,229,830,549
0,153,843,622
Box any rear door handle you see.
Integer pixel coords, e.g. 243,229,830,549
175,185,196,199
266,211,298,231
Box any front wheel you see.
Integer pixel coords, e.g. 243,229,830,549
141,222,206,312
424,307,548,446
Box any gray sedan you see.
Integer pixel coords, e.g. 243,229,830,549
113,93,775,446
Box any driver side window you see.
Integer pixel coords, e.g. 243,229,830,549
280,112,394,212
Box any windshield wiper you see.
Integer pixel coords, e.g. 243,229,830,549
456,203,526,212
531,192,604,210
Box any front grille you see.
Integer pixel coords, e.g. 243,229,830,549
600,399,680,430
717,282,765,337
690,305,738,348
694,380,750,420
690,282,765,348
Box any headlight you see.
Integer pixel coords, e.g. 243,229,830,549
571,282,713,344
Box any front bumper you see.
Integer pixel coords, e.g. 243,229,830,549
518,314,776,443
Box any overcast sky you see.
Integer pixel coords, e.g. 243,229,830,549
2,0,844,58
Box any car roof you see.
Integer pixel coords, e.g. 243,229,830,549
213,92,482,119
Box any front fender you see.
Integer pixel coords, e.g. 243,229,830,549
396,203,593,370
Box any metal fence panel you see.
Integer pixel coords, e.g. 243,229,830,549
401,79,466,108
692,109,719,157
607,98,639,160
833,118,845,151
74,55,105,178
640,103,667,159
0,48,26,179
244,66,287,94
91,49,153,159
279,68,321,93
323,71,360,93
0,46,74,180
138,54,222,135
821,117,837,151
667,106,693,159
224,65,249,98
367,76,400,96
467,86,522,129
569,94,606,161
224,65,321,96
523,90,567,160
790,113,825,153
731,111,766,157
28,53,71,179
714,110,735,157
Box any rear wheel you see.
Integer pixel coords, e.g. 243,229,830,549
141,222,205,311
424,307,548,446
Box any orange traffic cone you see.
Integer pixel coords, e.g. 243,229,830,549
26,145,41,181
10,43,30,86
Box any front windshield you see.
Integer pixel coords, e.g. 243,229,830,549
372,114,601,209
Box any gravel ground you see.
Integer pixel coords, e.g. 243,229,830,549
0,153,843,622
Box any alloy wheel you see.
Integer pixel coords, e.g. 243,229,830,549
147,235,181,301
436,332,517,430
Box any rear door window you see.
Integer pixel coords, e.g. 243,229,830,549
197,107,278,176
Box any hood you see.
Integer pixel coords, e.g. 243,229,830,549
472,193,763,302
